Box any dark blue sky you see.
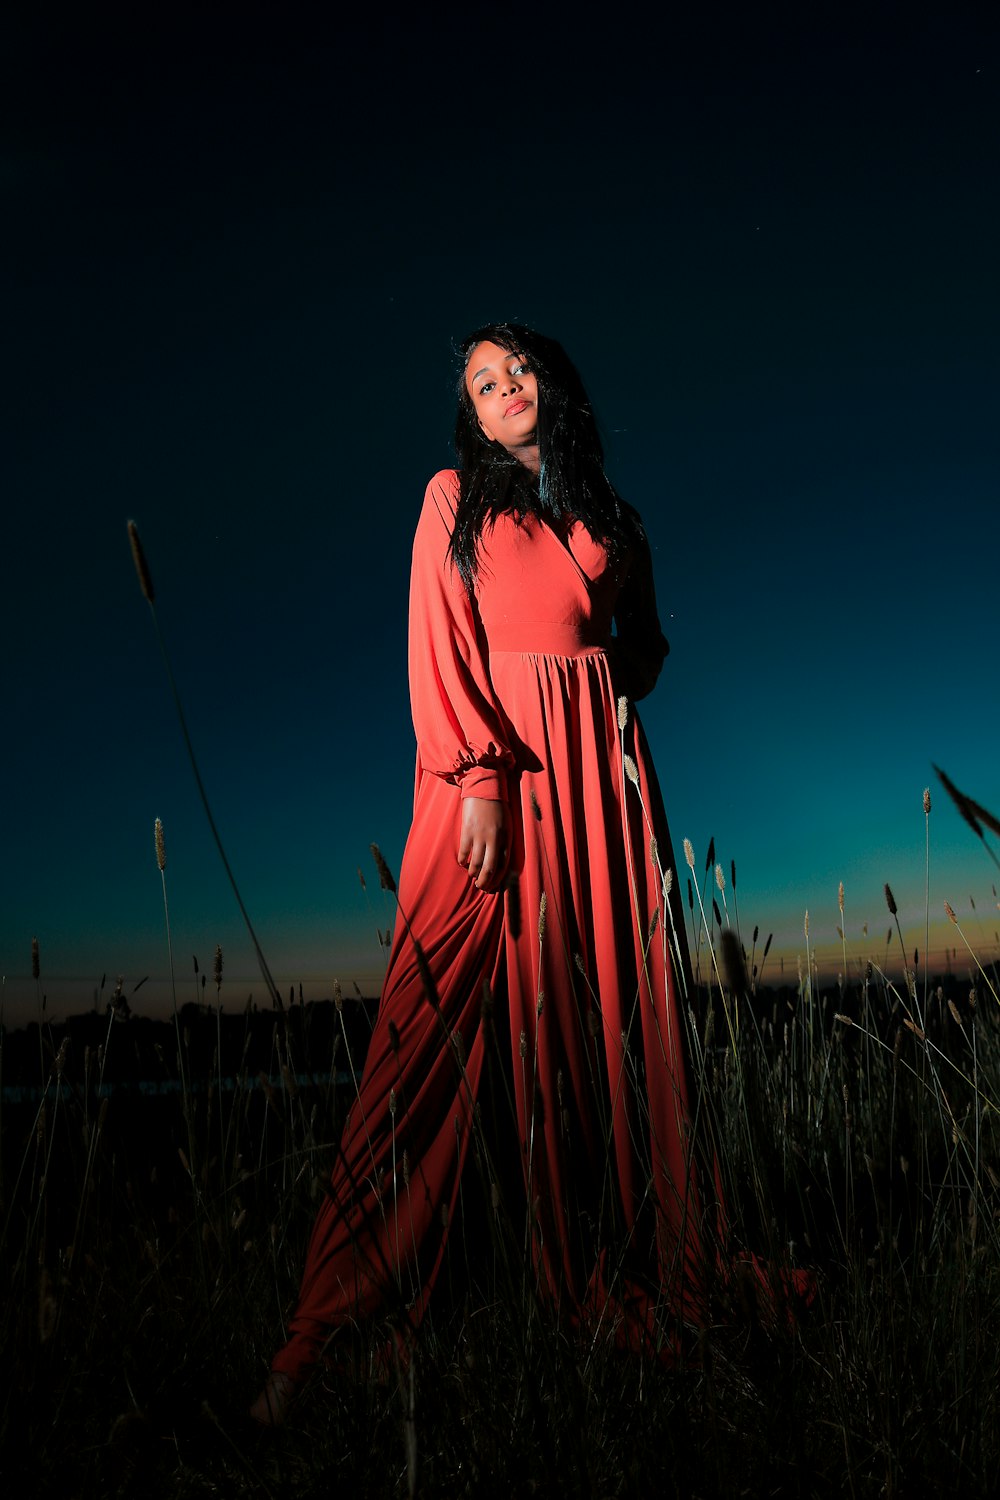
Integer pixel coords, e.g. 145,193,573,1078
3,6,998,1025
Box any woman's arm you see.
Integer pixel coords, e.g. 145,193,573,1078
611,526,670,702
408,471,515,890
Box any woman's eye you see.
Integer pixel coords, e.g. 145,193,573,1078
511,363,528,375
478,380,495,396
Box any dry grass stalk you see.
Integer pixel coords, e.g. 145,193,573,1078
127,520,155,602
370,844,397,893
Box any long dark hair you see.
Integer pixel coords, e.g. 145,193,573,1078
450,322,643,588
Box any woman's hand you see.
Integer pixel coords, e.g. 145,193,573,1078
457,797,510,892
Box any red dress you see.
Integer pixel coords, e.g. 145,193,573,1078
271,470,705,1381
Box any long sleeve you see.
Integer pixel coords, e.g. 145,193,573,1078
611,526,670,702
408,470,515,802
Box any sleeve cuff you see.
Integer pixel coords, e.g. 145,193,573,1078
459,766,509,802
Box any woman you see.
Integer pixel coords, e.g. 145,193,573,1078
252,323,710,1424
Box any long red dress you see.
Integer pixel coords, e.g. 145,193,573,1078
271,470,706,1381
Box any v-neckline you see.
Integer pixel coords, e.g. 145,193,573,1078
540,514,599,590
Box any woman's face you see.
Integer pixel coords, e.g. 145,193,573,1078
465,341,539,456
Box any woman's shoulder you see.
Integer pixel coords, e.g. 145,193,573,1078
419,469,461,530
425,467,460,500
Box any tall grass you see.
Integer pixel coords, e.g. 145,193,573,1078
4,530,995,1492
3,768,1000,1496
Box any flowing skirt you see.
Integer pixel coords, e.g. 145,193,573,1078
272,651,707,1380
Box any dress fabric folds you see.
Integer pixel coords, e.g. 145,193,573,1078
272,470,705,1380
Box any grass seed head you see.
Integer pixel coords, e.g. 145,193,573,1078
127,520,156,602
923,787,931,815
720,929,746,996
683,838,695,871
154,817,166,871
623,754,639,786
884,883,898,915
617,695,628,731
32,936,40,981
715,863,724,892
838,880,844,914
370,843,397,893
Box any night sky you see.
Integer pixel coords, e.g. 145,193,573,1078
3,6,998,1027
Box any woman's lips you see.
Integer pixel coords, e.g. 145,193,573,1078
504,399,529,418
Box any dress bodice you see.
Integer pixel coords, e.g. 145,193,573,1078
474,511,622,657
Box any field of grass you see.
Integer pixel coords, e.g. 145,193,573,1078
5,532,995,1497
4,782,1000,1498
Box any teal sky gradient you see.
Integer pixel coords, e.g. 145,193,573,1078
3,7,998,1028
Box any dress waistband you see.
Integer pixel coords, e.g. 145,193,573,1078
486,622,609,656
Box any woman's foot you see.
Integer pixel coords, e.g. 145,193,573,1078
249,1371,297,1428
